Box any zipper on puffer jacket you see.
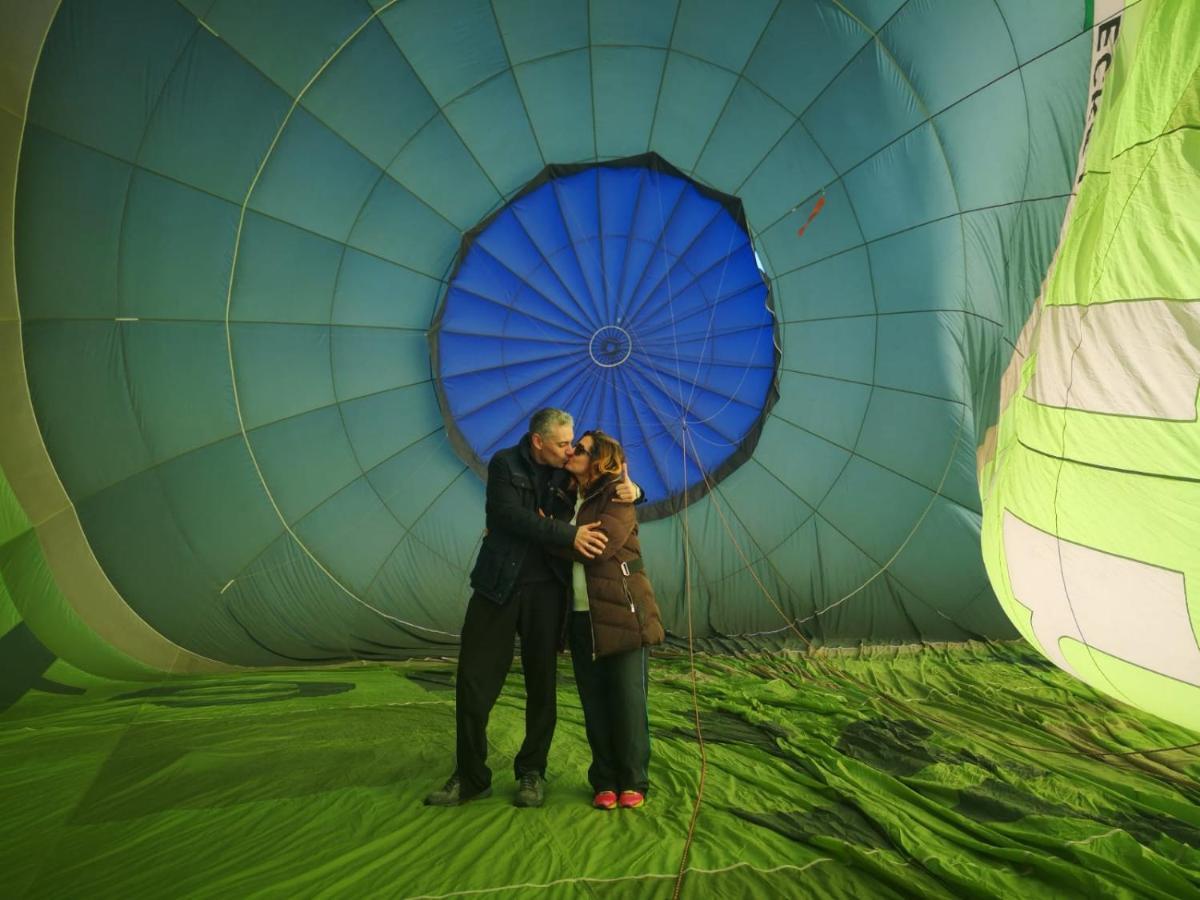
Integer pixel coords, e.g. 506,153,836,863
622,577,645,628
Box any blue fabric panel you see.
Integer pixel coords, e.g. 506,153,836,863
653,190,723,278
637,244,758,333
597,168,646,305
644,267,766,336
504,206,596,320
437,330,510,381
552,169,605,306
446,245,589,337
450,353,585,420
619,172,688,302
437,162,775,507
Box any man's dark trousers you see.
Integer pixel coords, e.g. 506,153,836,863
455,580,566,796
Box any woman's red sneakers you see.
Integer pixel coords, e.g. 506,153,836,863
618,790,645,809
593,790,618,810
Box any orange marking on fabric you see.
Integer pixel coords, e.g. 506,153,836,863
796,194,826,237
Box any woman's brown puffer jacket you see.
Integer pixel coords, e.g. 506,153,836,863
554,476,664,659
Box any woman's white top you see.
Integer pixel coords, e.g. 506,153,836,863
571,494,589,612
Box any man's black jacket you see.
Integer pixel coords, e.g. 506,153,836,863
468,435,577,605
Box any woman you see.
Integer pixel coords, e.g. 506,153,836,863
555,430,664,810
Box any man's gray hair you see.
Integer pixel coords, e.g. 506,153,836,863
528,407,573,438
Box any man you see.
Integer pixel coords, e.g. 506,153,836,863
425,407,640,807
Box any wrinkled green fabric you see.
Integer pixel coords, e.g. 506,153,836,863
3,644,1197,898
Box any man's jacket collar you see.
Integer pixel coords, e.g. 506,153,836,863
517,432,538,473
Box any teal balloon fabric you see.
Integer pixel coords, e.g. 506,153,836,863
14,0,1094,663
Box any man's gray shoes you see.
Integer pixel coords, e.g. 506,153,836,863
424,774,492,807
513,772,545,808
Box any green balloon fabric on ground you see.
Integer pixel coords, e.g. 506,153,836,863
2,648,1199,898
